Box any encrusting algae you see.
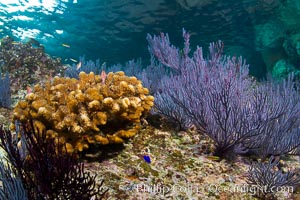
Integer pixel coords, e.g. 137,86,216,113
11,71,154,153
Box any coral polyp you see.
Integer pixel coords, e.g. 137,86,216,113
12,71,154,153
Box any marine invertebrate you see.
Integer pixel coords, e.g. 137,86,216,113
0,72,11,108
0,159,28,200
12,71,154,153
147,29,300,160
247,156,300,199
153,85,192,131
147,29,256,158
243,74,300,159
0,122,108,200
64,56,168,96
64,56,102,79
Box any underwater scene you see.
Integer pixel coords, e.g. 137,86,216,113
0,0,300,199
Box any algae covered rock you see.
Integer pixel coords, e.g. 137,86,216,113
254,21,285,50
12,71,154,153
272,59,300,80
283,33,300,64
0,36,62,94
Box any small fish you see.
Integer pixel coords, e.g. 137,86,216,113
101,70,106,84
62,43,70,48
125,175,139,181
101,62,106,69
205,155,221,161
143,155,151,163
26,86,33,94
76,62,82,70
28,38,41,47
70,58,77,63
12,42,20,45
49,73,53,82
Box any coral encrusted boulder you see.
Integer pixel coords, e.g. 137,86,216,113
12,71,154,153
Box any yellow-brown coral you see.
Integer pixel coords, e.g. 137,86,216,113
12,71,154,153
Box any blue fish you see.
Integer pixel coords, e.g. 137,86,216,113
143,155,151,163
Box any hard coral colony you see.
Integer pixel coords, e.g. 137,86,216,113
11,71,154,153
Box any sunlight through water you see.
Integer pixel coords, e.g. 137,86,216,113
0,0,68,39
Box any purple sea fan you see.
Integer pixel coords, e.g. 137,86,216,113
191,55,256,159
147,29,258,159
153,86,193,131
64,56,102,79
147,31,181,73
247,156,300,199
0,72,11,108
243,74,300,159
147,29,300,160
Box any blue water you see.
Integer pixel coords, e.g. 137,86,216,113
0,0,299,78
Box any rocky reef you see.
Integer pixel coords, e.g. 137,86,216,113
0,36,63,94
251,0,300,79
